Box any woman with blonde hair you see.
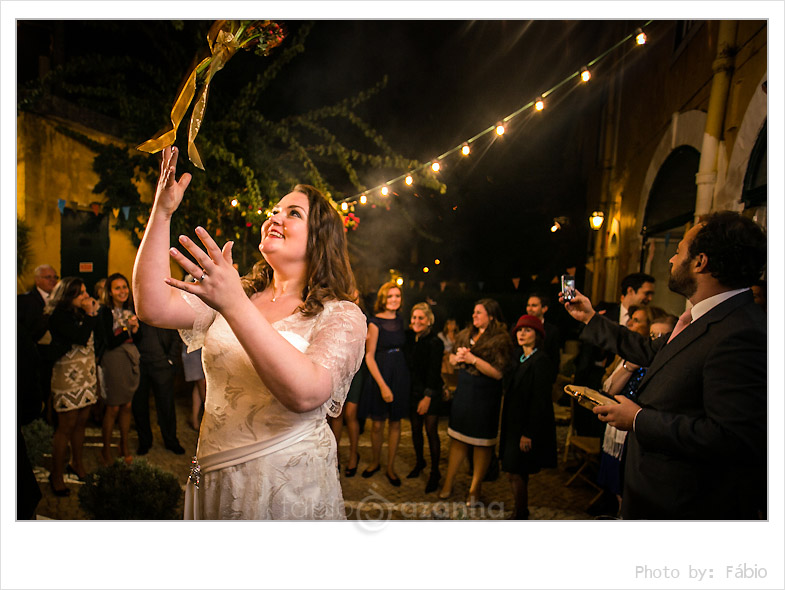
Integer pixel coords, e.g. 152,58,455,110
439,298,512,506
133,146,366,519
45,277,101,494
405,302,444,493
359,281,411,486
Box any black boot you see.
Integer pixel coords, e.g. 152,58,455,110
406,460,426,479
425,470,441,493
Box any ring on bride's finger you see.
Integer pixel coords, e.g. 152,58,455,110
199,273,207,282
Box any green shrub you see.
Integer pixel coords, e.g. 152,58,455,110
78,459,183,520
21,418,53,466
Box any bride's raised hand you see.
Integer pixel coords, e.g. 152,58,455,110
154,145,192,217
165,226,245,315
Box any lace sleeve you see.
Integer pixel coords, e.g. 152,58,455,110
177,291,218,352
306,300,367,417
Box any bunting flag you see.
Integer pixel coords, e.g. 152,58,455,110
512,277,520,290
57,199,65,214
112,208,120,218
91,203,100,216
122,206,131,220
478,282,485,291
440,281,447,292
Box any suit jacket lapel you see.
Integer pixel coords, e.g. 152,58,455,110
636,291,752,393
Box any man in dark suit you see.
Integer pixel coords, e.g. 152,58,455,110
17,264,58,518
18,264,60,421
132,321,185,455
563,211,766,519
525,292,561,383
598,272,656,326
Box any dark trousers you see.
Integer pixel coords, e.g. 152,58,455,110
132,362,178,448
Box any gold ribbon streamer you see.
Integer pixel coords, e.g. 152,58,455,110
187,24,241,170
136,56,209,155
137,20,285,168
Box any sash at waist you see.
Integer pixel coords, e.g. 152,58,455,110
195,419,324,476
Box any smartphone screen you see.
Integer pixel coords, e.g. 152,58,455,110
561,274,575,301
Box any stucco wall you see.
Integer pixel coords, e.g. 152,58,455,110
16,112,146,293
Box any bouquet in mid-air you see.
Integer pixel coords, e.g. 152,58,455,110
137,20,286,169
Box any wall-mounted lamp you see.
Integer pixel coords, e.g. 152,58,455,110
589,211,605,230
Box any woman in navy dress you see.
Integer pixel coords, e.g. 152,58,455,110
439,298,512,506
360,281,410,486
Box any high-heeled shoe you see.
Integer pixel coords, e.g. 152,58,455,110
438,487,452,500
465,493,483,509
386,472,401,487
344,453,360,478
65,464,86,482
361,465,380,478
425,470,441,494
406,460,426,479
48,474,70,497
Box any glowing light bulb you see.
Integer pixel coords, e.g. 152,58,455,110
495,124,505,136
550,222,560,233
423,267,430,273
535,97,545,111
431,162,440,172
341,202,348,212
589,211,605,230
230,198,239,207
581,68,591,83
256,209,263,214
461,144,471,156
265,210,273,217
405,175,413,185
434,259,441,265
395,277,404,286
636,29,647,45
360,195,367,204
381,186,389,196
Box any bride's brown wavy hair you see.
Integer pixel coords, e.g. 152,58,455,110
240,184,357,317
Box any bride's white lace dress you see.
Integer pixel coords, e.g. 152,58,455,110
179,293,366,520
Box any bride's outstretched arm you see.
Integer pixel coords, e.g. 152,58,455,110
132,146,198,329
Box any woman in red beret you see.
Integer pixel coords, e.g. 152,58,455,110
499,314,557,519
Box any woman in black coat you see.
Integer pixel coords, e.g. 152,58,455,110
404,302,444,493
500,314,557,519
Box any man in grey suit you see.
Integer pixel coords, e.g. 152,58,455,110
562,211,766,519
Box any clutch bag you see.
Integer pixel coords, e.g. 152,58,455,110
564,384,620,411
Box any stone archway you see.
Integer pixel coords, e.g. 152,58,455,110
635,110,707,236
714,73,767,212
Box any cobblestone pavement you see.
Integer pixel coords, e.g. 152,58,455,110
32,388,597,520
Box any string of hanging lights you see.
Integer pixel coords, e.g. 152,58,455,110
334,20,652,208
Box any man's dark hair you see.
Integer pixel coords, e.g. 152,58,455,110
689,211,766,289
527,291,550,308
620,272,655,296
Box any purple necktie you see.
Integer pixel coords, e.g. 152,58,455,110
667,309,693,344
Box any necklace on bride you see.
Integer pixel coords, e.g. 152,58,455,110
270,281,286,303
270,280,285,303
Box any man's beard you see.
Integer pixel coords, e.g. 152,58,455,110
668,258,697,298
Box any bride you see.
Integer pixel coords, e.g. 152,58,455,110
133,146,366,519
